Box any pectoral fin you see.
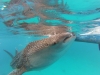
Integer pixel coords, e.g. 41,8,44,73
8,67,26,75
4,50,14,59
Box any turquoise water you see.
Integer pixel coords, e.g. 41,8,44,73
0,0,100,75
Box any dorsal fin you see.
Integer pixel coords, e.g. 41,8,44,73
15,49,19,55
4,50,14,59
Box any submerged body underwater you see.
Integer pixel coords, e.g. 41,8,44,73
0,0,100,75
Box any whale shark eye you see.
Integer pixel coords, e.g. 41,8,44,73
52,42,57,45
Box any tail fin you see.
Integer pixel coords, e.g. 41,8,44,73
4,50,14,59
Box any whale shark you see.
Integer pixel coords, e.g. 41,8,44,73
5,32,75,75
4,25,75,75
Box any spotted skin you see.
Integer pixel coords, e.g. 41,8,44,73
8,32,75,75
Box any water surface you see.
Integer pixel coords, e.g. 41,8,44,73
0,0,100,75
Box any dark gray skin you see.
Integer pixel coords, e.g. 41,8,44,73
6,32,75,75
75,34,100,50
75,34,100,44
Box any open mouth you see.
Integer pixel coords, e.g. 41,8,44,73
63,36,71,43
63,32,75,43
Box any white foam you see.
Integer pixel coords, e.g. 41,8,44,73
1,8,4,10
93,19,100,22
80,26,100,35
3,5,6,7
